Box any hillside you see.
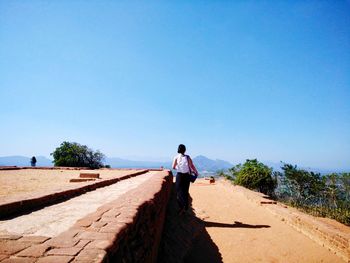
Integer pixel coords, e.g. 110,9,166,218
192,155,233,172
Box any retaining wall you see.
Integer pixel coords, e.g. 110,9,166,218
0,170,148,219
0,170,173,263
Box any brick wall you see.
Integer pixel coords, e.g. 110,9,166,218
73,169,173,262
108,170,173,262
0,170,148,219
0,170,173,262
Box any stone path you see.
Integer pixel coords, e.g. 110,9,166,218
0,172,154,237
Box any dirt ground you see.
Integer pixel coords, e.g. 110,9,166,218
0,169,136,202
184,179,344,263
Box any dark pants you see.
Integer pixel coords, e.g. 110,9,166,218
176,172,191,210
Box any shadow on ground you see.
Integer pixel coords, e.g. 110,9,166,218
205,221,270,229
157,182,222,263
158,182,272,263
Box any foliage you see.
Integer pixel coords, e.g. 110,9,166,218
51,141,105,169
277,164,325,205
224,159,350,225
339,173,350,202
276,165,350,225
30,156,37,167
230,159,277,195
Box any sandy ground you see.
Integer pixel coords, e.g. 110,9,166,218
185,179,344,263
0,169,138,202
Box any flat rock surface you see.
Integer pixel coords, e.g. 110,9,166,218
0,172,155,237
185,179,344,263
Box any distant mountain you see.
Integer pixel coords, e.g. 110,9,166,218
106,155,234,173
0,156,53,167
192,155,233,172
105,157,171,169
0,155,234,173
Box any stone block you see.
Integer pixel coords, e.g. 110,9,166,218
98,217,120,224
85,240,114,251
74,240,91,248
78,231,115,241
19,236,49,244
17,244,51,257
2,257,37,263
74,249,107,262
99,222,127,236
260,201,277,204
79,173,100,179
0,241,31,255
36,256,74,263
0,235,22,240
90,221,108,230
70,178,96,183
100,209,120,218
46,247,82,256
45,237,78,248
75,218,94,228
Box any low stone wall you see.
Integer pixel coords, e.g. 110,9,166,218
0,166,89,170
231,182,350,262
108,170,173,262
0,170,148,219
0,170,173,262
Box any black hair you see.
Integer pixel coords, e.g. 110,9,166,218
177,144,186,154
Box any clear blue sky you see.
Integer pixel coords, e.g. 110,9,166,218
1,1,349,170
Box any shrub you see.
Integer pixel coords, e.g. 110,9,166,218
278,164,325,206
231,159,276,195
276,165,350,225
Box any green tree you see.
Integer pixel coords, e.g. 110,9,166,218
51,141,105,169
324,173,341,208
340,173,350,202
231,159,277,195
280,164,325,205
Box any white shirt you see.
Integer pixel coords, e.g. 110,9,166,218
173,154,190,173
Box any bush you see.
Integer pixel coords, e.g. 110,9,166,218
278,164,325,206
51,141,105,169
275,165,350,225
230,159,276,195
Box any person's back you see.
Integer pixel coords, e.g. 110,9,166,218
174,153,190,174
